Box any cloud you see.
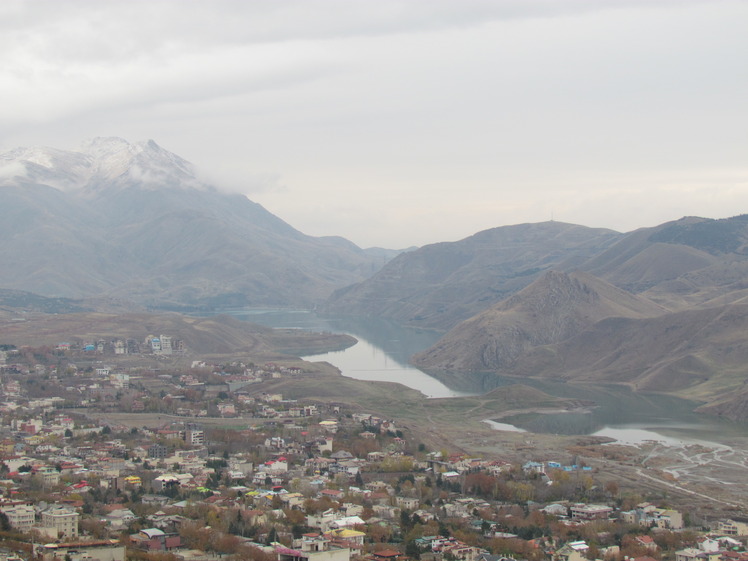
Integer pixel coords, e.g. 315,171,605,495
0,160,27,181
0,0,745,247
1,0,693,65
198,166,286,197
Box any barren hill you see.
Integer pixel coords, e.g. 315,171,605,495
582,215,748,309
324,221,621,330
696,386,748,422
325,215,748,333
412,270,665,371
413,269,748,417
510,303,748,404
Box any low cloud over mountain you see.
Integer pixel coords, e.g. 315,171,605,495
0,138,394,309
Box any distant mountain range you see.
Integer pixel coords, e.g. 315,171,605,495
324,215,748,330
323,221,622,329
325,215,748,420
0,138,398,309
3,138,748,419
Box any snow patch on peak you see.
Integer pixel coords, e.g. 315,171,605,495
0,137,215,195
0,145,93,192
78,136,209,193
79,136,133,156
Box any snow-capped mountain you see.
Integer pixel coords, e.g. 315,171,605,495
0,137,208,194
0,138,392,308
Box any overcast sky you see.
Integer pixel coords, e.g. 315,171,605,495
1,0,746,248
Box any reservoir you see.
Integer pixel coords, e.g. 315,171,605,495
215,308,746,443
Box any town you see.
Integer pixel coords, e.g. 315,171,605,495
0,337,745,561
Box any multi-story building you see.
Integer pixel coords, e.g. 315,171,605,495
554,541,589,561
37,466,61,487
110,373,129,389
717,519,748,536
184,423,204,446
0,505,35,532
41,506,79,538
148,443,168,460
159,335,172,355
569,503,613,521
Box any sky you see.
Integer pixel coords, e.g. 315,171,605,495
1,0,747,249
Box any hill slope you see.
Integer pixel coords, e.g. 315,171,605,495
412,270,666,371
0,138,393,308
581,215,748,309
325,215,748,333
324,222,622,330
414,270,748,417
0,311,354,357
511,304,748,403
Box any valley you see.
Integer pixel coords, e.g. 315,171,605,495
0,138,746,524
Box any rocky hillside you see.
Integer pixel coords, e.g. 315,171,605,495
696,387,748,422
512,303,748,405
0,138,395,309
414,270,748,417
325,214,748,332
582,215,748,309
412,270,666,371
324,221,622,330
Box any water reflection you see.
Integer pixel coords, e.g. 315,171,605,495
592,427,690,446
207,309,469,398
301,336,472,399
202,309,746,441
483,419,527,433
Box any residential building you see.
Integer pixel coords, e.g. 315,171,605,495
130,528,181,551
396,496,419,510
36,540,125,561
555,541,590,561
569,504,613,521
184,423,204,446
675,549,703,561
148,443,168,460
41,506,79,538
717,519,748,536
159,336,172,355
0,505,35,532
276,534,350,561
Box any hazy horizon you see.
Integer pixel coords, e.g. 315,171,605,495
2,0,746,248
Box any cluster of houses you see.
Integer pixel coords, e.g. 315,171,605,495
0,343,745,561
0,403,742,561
52,335,184,356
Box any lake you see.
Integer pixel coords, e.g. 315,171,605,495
211,308,746,444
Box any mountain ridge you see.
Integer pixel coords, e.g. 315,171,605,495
412,270,666,371
0,138,398,308
412,271,748,419
323,221,623,330
325,214,748,331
